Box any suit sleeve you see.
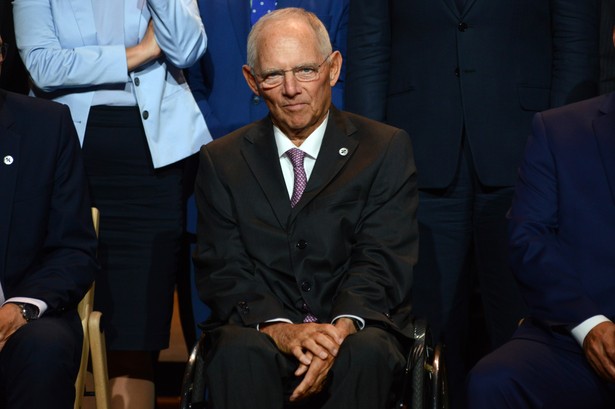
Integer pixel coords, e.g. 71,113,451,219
331,129,418,327
509,113,600,326
13,105,98,312
13,0,128,92
344,0,391,121
147,0,207,68
550,0,600,106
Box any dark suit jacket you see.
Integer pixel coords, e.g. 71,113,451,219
193,108,418,335
187,0,349,139
509,92,615,332
0,90,98,313
600,0,615,94
346,0,600,189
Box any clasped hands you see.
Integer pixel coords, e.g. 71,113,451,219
260,317,357,402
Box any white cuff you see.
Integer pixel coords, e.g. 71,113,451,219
3,297,48,318
571,315,611,347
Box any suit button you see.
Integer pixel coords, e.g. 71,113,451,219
296,240,307,249
134,77,140,86
237,301,249,314
142,110,149,120
454,67,460,77
301,281,311,292
252,95,260,104
458,22,468,32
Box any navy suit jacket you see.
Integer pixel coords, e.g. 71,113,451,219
346,0,600,189
0,90,98,313
193,108,418,336
187,0,349,139
509,92,615,334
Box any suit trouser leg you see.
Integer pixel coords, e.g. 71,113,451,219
0,312,82,409
205,325,405,409
205,325,287,409
472,186,528,349
467,326,615,409
322,327,406,409
412,146,527,409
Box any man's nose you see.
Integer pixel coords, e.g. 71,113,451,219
281,71,301,96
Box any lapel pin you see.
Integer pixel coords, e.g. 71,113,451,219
4,156,14,165
339,147,348,156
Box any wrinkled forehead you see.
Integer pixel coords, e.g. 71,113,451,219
255,20,322,69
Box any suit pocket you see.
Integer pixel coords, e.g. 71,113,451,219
518,85,549,112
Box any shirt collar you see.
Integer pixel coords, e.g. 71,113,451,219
274,112,329,160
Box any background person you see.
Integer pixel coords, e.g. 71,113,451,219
12,0,211,407
344,2,600,405
0,29,99,409
468,31,615,404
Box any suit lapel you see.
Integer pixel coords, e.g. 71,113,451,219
228,0,251,62
67,0,98,45
290,109,358,219
0,92,20,283
241,118,292,228
593,93,615,206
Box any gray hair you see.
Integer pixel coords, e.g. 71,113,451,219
246,7,332,69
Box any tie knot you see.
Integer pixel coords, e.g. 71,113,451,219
286,148,305,169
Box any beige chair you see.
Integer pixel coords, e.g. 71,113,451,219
74,208,111,409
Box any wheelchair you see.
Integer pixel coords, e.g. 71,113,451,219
179,318,448,409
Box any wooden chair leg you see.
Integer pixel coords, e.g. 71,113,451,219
89,311,111,409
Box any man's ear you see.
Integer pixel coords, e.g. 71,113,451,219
243,65,261,95
327,50,342,87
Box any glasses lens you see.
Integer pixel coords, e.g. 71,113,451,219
294,69,318,81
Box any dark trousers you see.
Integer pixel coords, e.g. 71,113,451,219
0,312,82,409
411,144,528,408
205,325,406,409
467,321,615,408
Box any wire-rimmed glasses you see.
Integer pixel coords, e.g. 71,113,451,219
253,53,332,90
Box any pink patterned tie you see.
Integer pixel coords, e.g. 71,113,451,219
302,302,318,323
287,148,307,208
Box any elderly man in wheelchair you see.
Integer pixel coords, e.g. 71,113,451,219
183,7,446,409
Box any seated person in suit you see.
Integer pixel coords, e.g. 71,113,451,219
0,31,99,409
192,8,418,409
466,27,615,409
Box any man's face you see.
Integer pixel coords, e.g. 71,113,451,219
243,19,342,143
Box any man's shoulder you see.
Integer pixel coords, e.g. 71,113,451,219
204,118,268,152
338,109,402,133
1,90,68,115
541,93,612,123
1,90,71,130
333,108,410,148
0,91,76,155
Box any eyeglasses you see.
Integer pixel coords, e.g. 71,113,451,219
0,43,8,62
253,53,332,90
